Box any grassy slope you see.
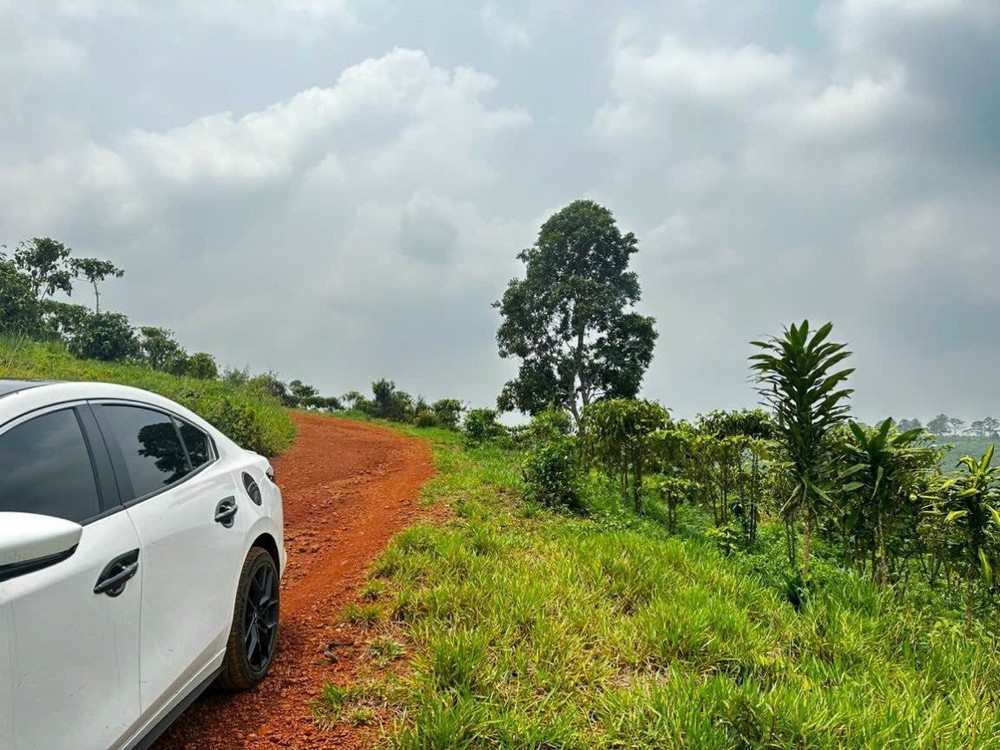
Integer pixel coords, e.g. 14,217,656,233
940,436,999,468
324,430,1000,750
0,337,295,456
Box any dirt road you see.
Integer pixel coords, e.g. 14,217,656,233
155,412,435,750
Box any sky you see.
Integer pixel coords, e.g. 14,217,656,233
2,0,999,423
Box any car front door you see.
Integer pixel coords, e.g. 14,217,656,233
92,402,245,718
0,405,142,750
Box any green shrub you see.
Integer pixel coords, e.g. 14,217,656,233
464,407,506,444
523,436,584,511
0,338,294,456
414,410,439,428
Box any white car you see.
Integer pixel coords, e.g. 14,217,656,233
0,380,286,750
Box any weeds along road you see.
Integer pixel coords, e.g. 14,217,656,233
155,411,435,750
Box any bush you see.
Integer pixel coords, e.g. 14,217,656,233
184,352,218,380
525,406,573,448
66,311,140,362
523,437,584,511
464,408,507,444
414,410,439,428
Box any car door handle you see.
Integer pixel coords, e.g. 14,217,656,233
94,549,140,597
215,496,238,527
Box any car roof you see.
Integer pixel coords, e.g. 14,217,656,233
0,379,57,398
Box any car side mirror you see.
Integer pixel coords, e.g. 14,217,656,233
0,512,83,582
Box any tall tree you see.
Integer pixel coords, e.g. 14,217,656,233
70,257,124,313
11,238,74,299
494,200,657,422
0,257,41,334
927,414,951,436
750,320,854,580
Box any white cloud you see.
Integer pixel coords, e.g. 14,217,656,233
0,48,530,229
480,3,531,49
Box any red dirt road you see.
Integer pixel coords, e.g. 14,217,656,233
155,412,434,750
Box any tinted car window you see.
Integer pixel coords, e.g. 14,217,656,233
0,409,101,522
178,421,212,469
103,406,191,499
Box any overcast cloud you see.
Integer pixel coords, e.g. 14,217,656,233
2,0,998,422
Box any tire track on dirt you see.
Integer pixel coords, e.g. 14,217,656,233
155,412,435,750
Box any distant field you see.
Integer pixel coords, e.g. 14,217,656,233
0,336,295,456
937,435,999,468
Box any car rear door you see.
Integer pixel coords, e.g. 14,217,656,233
0,404,142,750
91,402,246,718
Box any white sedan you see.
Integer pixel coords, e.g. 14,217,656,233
0,380,286,750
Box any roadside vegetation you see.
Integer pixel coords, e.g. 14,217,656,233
316,201,1000,748
0,335,295,456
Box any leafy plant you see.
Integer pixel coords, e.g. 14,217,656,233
464,408,506,445
582,399,669,511
839,418,939,586
750,320,854,579
923,446,1000,633
523,436,584,511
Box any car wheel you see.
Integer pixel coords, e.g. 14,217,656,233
217,547,280,690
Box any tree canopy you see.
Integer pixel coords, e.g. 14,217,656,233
494,200,657,422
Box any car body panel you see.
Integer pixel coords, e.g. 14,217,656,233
0,381,286,750
0,512,143,750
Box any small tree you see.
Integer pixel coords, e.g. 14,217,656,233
432,399,465,431
923,446,1000,634
69,257,124,313
839,419,938,587
582,399,669,511
0,257,41,334
750,321,854,579
138,327,187,371
12,238,74,300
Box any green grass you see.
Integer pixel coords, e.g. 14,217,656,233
0,336,295,456
330,436,1000,749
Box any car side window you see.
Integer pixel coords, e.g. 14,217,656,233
0,409,102,523
102,405,191,500
177,420,212,469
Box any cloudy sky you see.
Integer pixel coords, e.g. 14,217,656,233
2,0,998,422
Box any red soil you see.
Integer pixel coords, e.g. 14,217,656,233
155,412,435,750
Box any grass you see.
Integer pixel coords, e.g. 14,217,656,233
0,336,295,456
325,433,1000,749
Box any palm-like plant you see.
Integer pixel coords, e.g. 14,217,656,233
750,321,854,579
840,419,938,587
923,446,1000,634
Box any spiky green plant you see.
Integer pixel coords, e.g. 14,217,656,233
750,321,854,580
923,446,1000,634
840,418,939,587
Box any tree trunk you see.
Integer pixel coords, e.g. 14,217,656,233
801,505,812,581
966,570,975,637
875,514,887,588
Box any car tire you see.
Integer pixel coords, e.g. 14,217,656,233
216,547,280,691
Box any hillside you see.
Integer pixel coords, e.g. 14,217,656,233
939,435,999,468
318,430,1000,749
0,336,295,456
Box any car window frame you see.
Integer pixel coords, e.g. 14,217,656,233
89,399,219,508
0,401,123,526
